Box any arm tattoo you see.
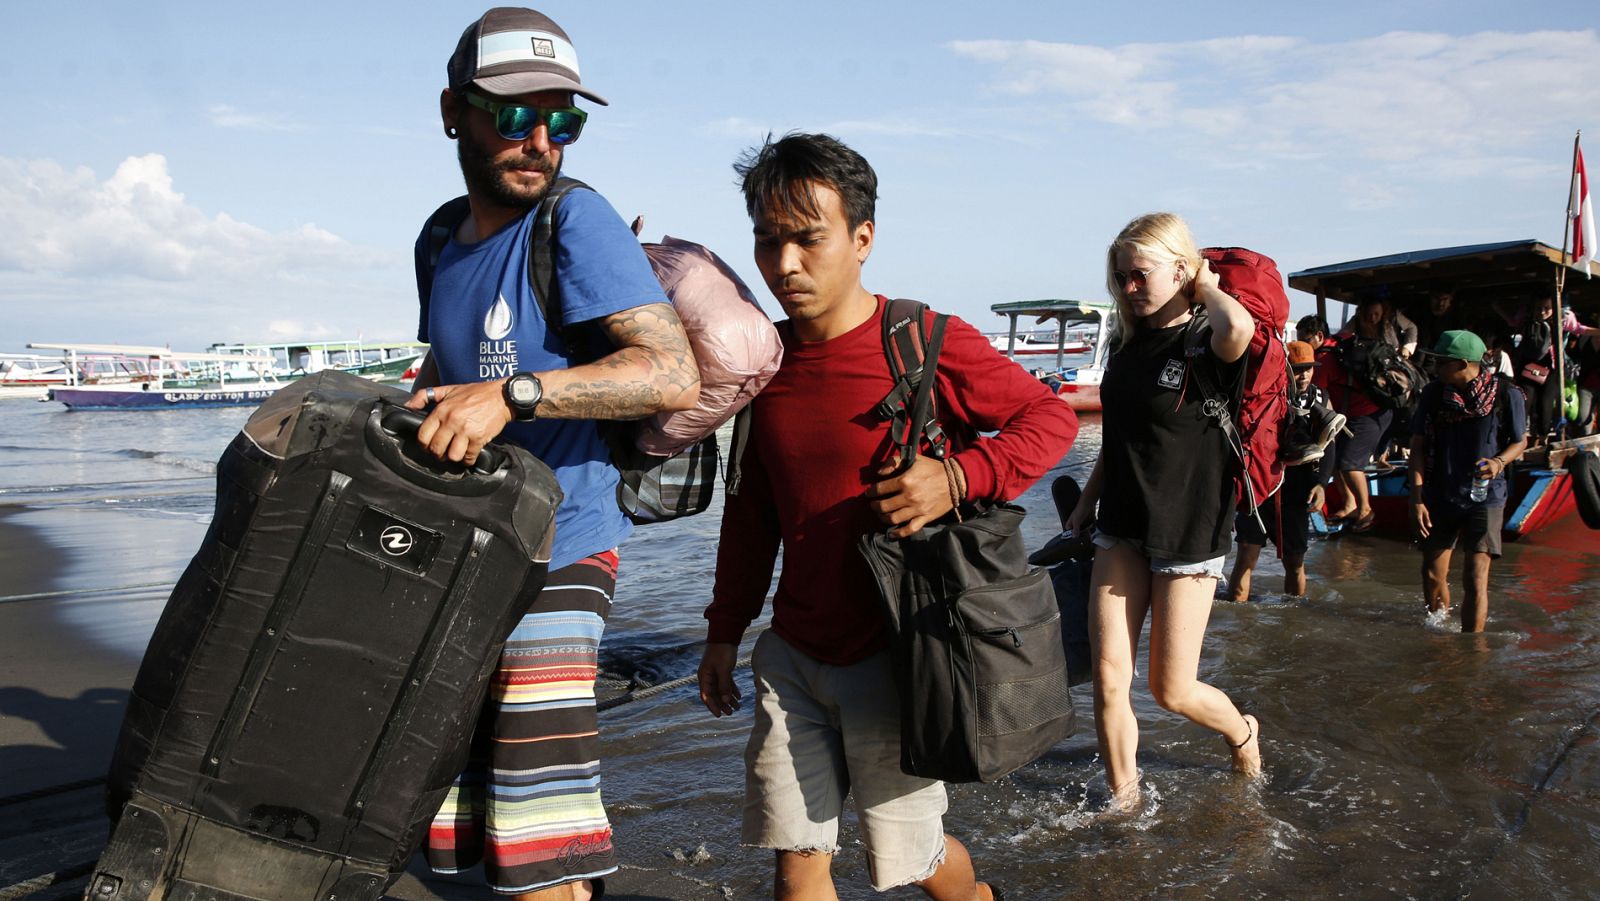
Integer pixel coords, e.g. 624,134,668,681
538,302,700,421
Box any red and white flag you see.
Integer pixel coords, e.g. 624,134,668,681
1574,142,1597,274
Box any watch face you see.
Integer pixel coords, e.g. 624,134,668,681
510,377,539,404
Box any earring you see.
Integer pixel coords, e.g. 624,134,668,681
445,126,458,139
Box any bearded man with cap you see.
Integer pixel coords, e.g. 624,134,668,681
404,8,700,899
1408,330,1527,633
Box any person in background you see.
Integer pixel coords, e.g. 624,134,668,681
699,132,1076,901
1412,286,1462,359
405,9,701,899
1315,297,1393,531
1226,341,1342,601
1065,212,1262,812
1563,307,1600,437
1340,295,1418,358
1409,330,1527,633
1296,314,1334,350
1514,295,1560,446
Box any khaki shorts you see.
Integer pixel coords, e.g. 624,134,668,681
742,631,948,891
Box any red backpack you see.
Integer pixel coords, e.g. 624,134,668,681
1183,247,1291,528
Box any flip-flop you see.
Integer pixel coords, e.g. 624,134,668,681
1350,511,1376,533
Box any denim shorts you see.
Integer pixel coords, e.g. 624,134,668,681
1092,529,1226,579
742,631,948,891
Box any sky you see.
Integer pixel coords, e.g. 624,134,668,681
3,0,1598,354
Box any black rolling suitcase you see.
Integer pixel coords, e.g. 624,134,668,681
90,370,562,901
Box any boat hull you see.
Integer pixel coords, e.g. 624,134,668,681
1053,383,1102,413
1329,465,1581,542
50,385,284,411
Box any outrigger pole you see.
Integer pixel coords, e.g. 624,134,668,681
1555,130,1581,438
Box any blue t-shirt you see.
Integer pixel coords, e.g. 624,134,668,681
1409,379,1527,511
417,182,668,569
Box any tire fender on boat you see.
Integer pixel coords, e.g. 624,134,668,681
1568,450,1600,530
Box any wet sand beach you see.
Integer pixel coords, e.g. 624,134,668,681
3,399,1600,898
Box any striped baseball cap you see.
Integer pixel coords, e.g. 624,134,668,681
448,8,609,106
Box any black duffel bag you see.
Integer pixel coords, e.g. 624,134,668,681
857,301,1076,784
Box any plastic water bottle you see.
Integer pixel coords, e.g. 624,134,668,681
1470,463,1490,503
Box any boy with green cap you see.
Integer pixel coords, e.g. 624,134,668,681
1408,330,1528,632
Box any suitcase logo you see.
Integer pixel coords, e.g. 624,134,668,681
348,507,443,575
380,525,415,555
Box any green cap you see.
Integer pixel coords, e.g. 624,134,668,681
1426,329,1487,362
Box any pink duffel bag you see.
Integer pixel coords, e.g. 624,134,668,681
637,236,783,456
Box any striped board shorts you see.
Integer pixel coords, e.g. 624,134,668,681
425,549,620,894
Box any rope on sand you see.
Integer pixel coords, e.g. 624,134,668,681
1508,706,1600,836
597,655,753,712
1460,704,1600,894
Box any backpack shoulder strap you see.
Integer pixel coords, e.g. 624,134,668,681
415,195,472,312
724,404,754,496
526,177,594,334
1493,375,1518,447
874,298,950,466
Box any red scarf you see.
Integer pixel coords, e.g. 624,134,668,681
1437,367,1497,425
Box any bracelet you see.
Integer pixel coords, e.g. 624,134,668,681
942,457,965,524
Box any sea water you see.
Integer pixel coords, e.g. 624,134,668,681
2,397,1598,898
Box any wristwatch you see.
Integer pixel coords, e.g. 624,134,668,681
502,372,544,421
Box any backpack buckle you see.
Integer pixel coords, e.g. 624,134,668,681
874,378,914,422
1202,397,1230,421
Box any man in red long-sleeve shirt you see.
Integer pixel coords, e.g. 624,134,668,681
696,133,1077,900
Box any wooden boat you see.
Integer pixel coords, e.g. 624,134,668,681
1288,239,1600,542
989,299,1116,413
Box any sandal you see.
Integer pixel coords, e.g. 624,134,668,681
1350,510,1376,533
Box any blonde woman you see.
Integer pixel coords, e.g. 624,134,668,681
1066,212,1262,809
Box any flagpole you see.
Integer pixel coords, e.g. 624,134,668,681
1554,130,1580,441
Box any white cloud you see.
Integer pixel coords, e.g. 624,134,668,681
949,29,1600,175
209,104,304,132
0,154,409,349
265,319,340,340
0,154,384,280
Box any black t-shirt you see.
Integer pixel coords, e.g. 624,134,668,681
1097,319,1246,563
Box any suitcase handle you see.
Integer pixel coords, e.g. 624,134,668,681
379,406,505,476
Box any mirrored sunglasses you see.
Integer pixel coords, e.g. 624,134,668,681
1112,261,1172,286
463,93,587,145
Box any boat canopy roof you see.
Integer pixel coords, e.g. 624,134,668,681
29,343,271,364
209,340,428,352
1287,239,1600,311
30,342,175,356
989,298,1116,324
